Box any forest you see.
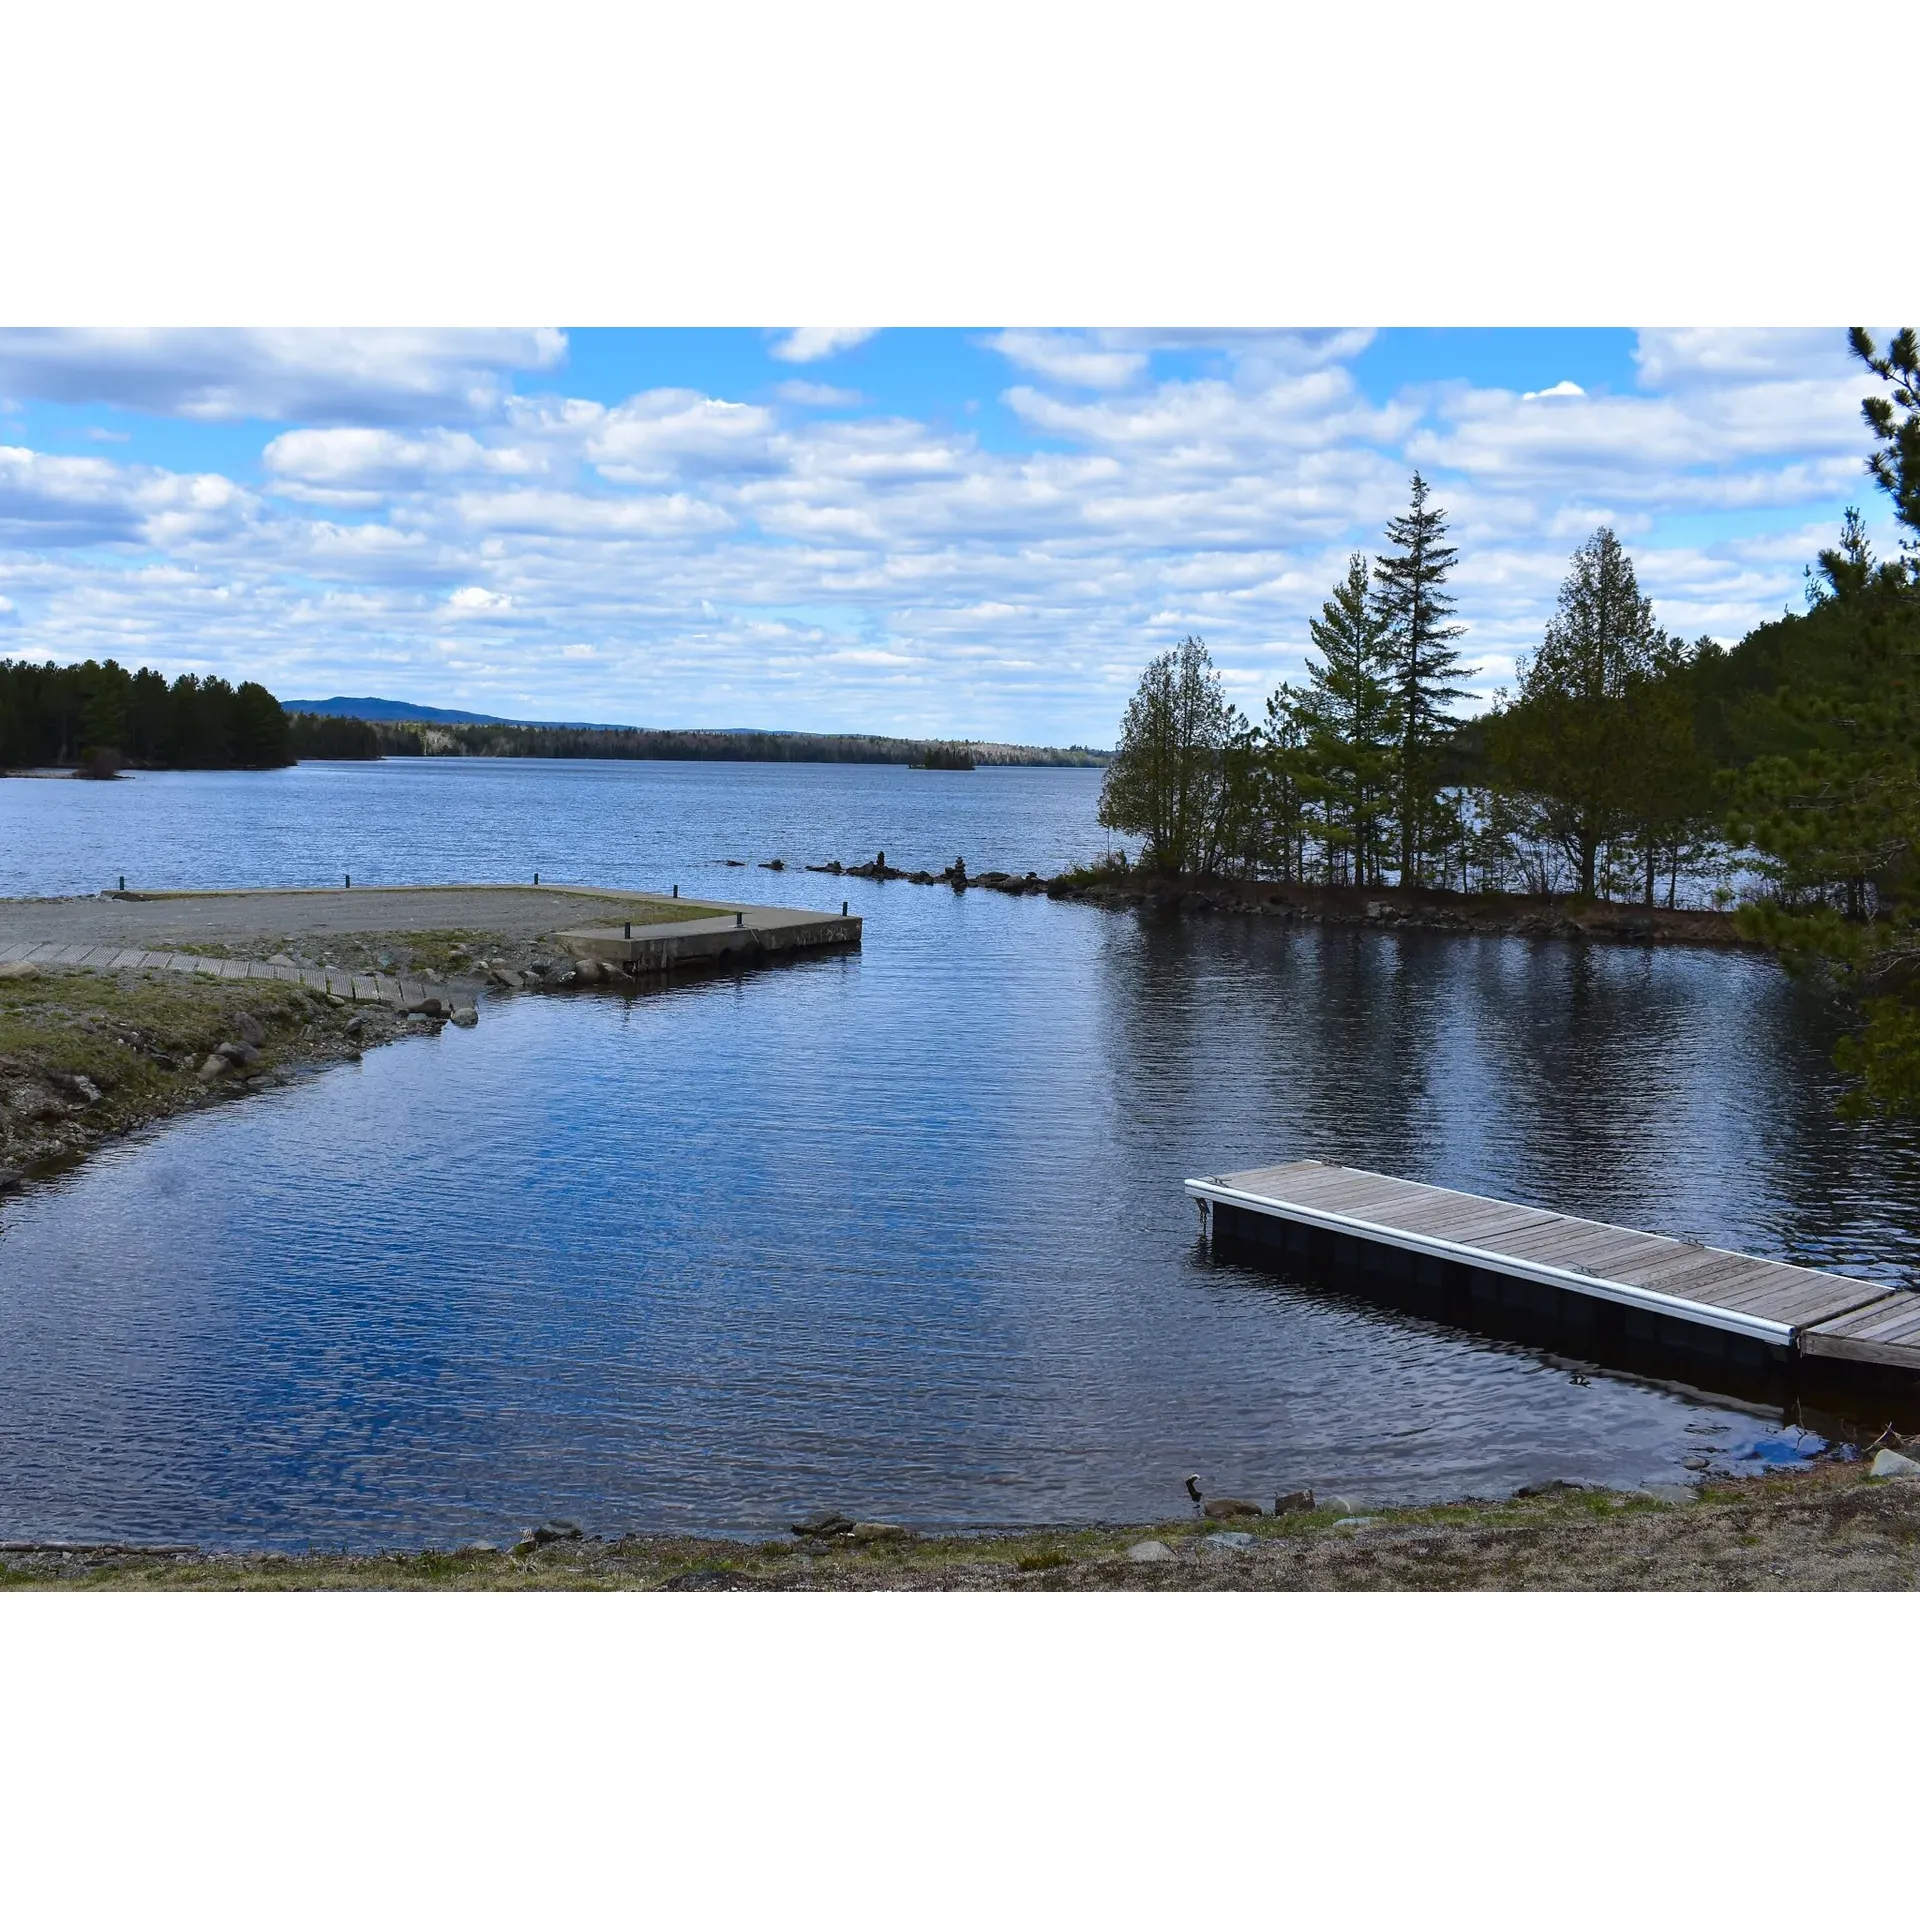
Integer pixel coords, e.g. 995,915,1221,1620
0,658,291,773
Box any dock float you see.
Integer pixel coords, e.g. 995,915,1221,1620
557,902,860,975
1188,1159,1920,1386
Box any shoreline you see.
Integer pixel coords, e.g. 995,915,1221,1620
820,859,1760,949
6,1457,1917,1590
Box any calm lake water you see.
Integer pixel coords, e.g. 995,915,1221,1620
3,759,1917,1548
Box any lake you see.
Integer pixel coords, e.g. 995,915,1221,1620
3,758,1917,1548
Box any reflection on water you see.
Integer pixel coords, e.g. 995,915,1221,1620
2,764,1917,1547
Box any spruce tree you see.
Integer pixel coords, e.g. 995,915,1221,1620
1372,472,1471,885
1293,553,1396,884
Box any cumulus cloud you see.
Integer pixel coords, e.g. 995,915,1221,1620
985,331,1148,390
768,328,876,364
0,329,565,423
1523,380,1585,400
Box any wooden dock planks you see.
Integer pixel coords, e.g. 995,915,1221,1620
1190,1158,1916,1367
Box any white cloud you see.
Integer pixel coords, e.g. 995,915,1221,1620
0,329,565,423
768,328,876,364
985,331,1148,390
449,585,513,612
1523,380,1585,400
585,391,777,483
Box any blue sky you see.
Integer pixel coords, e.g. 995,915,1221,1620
0,327,1896,744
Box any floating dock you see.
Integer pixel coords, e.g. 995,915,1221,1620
557,902,861,975
1188,1159,1920,1384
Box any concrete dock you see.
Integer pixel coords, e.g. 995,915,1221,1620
557,902,861,975
1189,1159,1920,1385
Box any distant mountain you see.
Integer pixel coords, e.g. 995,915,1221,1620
281,696,622,729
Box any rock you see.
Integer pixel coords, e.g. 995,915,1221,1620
1332,1516,1374,1531
231,1010,265,1046
267,952,296,967
463,1541,499,1554
1127,1539,1175,1563
0,1165,22,1193
411,996,445,1017
449,1006,478,1029
791,1510,855,1538
1682,1458,1710,1472
574,957,605,984
849,1522,906,1544
216,1039,262,1067
1516,1478,1583,1499
196,1053,229,1081
1273,1489,1314,1515
518,1520,583,1549
1200,1531,1254,1553
0,960,40,980
1316,1494,1355,1516
760,858,785,872
1869,1447,1920,1478
490,967,523,988
344,1014,366,1037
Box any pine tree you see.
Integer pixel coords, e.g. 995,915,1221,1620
1293,553,1397,884
1372,473,1471,885
1488,528,1678,898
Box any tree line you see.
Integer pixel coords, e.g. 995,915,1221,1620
1100,327,1920,1114
296,719,1104,767
0,657,291,773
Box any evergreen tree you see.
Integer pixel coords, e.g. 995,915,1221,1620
1488,528,1678,898
1372,472,1471,885
1850,326,1920,564
1293,554,1396,884
1098,636,1234,873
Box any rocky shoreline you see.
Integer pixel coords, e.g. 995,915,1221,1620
814,855,1758,949
7,1454,1918,1591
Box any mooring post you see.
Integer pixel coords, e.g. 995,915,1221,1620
672,883,678,897
735,911,744,927
624,921,631,939
118,874,125,891
841,900,848,916
534,871,539,886
345,873,351,889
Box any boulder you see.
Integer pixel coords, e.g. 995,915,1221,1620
1332,1516,1375,1532
1127,1539,1175,1563
449,1006,479,1029
232,1011,266,1046
791,1510,855,1538
849,1522,907,1544
0,960,40,980
518,1520,584,1549
1869,1447,1920,1478
1200,1531,1255,1553
196,1053,229,1081
1516,1478,1583,1499
344,1014,366,1037
1316,1495,1354,1516
411,996,445,1017
1273,1489,1315,1515
216,1039,262,1067
574,957,605,984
